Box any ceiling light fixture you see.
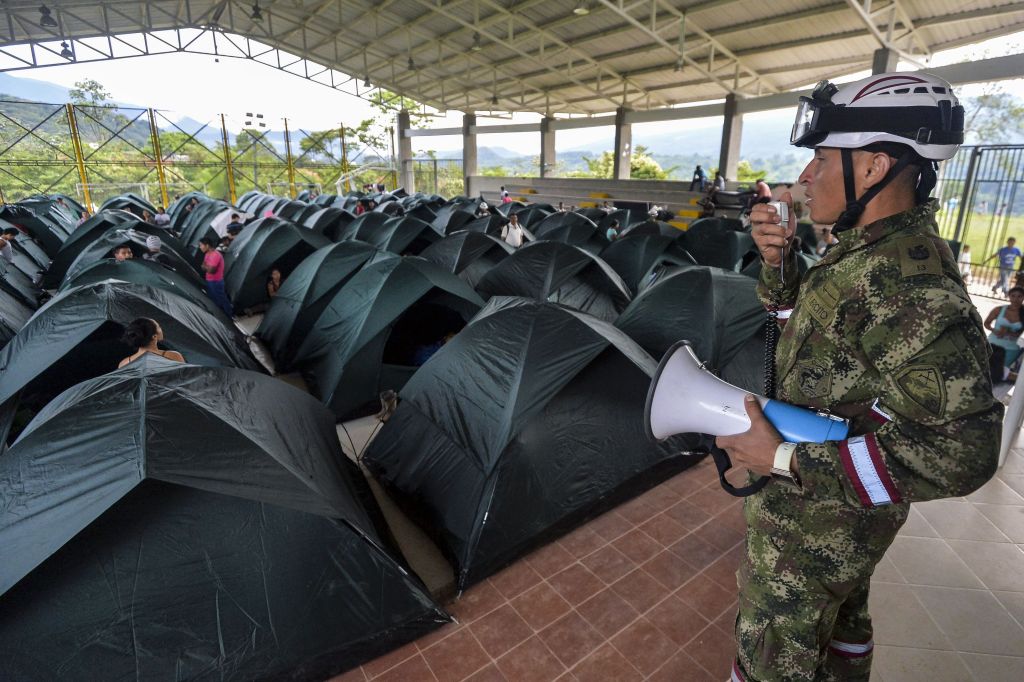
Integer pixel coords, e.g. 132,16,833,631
60,41,74,60
250,3,263,21
363,74,371,87
491,94,498,106
407,56,415,71
573,2,590,16
471,32,482,51
38,5,57,28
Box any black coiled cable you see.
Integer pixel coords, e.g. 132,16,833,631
764,299,779,400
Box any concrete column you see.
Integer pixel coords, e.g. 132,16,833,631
717,93,742,182
540,116,556,178
872,47,899,74
396,110,415,193
462,113,477,196
613,107,632,180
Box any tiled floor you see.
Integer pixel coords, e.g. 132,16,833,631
330,444,1024,682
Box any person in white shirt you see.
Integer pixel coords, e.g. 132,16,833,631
958,244,973,283
501,213,529,248
153,207,171,228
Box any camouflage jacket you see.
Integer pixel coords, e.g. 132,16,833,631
757,200,1002,508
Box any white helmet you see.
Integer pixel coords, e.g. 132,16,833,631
791,72,963,161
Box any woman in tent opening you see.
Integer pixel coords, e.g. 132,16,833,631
118,318,186,367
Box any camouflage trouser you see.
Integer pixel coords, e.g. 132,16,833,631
732,483,909,681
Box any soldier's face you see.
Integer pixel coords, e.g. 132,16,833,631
799,148,846,225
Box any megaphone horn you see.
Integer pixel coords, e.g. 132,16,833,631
645,341,849,444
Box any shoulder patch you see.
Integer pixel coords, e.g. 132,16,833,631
897,236,942,278
895,364,946,416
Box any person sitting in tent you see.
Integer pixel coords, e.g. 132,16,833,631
76,209,91,227
112,243,134,262
117,318,185,367
142,209,155,224
226,213,245,236
605,220,620,242
142,235,174,267
267,267,283,299
476,202,491,219
153,206,171,229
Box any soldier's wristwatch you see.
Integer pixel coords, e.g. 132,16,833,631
771,442,799,486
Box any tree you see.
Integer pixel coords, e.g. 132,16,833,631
573,145,673,180
735,160,767,182
69,79,113,108
963,85,1024,144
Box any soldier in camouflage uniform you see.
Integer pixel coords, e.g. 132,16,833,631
715,73,1002,681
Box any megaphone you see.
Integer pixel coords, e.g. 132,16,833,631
645,341,849,444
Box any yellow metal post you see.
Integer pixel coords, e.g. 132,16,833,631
220,114,237,204
66,104,92,210
283,118,297,198
147,109,170,209
339,124,349,194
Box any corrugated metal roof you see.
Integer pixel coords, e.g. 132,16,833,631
1,0,1023,115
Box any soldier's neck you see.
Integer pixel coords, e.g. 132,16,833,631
853,190,917,229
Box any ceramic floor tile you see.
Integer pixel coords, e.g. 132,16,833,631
868,582,953,650
915,499,1008,542
994,591,1024,629
912,585,1024,655
871,554,905,584
1001,474,1024,498
967,476,1024,505
884,536,984,588
897,506,939,538
999,452,1024,475
959,652,1024,682
973,503,1024,542
871,646,972,682
947,539,1024,592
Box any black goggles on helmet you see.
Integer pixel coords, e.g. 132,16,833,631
790,79,965,148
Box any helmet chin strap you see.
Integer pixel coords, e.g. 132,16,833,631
833,148,918,233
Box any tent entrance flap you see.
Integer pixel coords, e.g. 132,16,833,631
382,299,468,367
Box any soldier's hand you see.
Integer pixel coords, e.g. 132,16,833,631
750,191,794,268
714,395,782,477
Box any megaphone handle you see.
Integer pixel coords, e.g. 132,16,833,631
709,446,771,497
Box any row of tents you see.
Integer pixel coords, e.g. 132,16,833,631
0,187,809,678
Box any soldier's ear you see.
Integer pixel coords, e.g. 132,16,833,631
860,152,895,189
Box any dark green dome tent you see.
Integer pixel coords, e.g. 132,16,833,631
419,231,514,288
430,204,476,234
303,206,356,241
0,204,70,257
460,214,508,237
256,241,394,371
507,204,551,229
0,357,449,680
0,281,260,435
62,226,205,291
363,297,702,589
177,199,227,253
404,203,438,225
0,289,32,350
99,193,156,218
42,215,186,288
475,240,631,322
224,220,331,311
531,218,608,255
59,258,226,321
336,211,391,243
494,200,525,216
0,259,41,310
680,218,757,271
599,234,696,293
293,257,484,418
614,266,765,373
4,232,50,283
225,216,292,258
350,215,445,255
